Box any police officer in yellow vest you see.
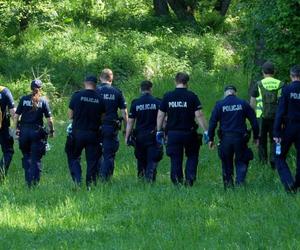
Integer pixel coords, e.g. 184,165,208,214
250,62,284,168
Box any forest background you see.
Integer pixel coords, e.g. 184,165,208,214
0,0,300,249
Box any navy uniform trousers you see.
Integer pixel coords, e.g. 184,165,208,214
258,118,275,167
70,130,101,186
65,133,80,183
0,127,14,177
19,126,46,186
134,131,163,182
219,134,248,187
275,123,300,191
99,124,119,181
166,131,200,185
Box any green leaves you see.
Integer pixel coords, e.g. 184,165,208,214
232,0,300,82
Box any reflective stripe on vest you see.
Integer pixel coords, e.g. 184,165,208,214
256,77,282,118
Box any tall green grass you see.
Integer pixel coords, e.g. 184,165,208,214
1,120,300,249
1,68,300,249
1,4,299,248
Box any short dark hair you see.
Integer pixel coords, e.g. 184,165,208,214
85,75,97,85
290,65,300,78
175,72,189,85
262,61,275,75
224,85,237,92
140,80,153,91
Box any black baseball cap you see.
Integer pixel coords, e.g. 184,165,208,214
31,79,43,90
224,85,237,92
85,75,97,84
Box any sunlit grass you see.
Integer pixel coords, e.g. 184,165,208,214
0,118,300,249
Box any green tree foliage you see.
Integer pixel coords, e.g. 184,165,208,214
0,0,298,98
233,0,300,83
0,0,238,100
153,0,231,22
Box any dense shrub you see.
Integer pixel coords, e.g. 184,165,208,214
232,0,300,83
0,0,244,119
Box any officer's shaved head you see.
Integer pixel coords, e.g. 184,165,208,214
175,72,189,85
290,65,300,78
100,68,113,83
140,80,153,92
262,61,275,75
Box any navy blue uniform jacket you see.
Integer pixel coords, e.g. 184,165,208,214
0,87,15,128
129,93,161,132
208,95,259,141
274,81,300,138
16,95,51,126
96,83,126,125
160,88,202,131
69,89,106,131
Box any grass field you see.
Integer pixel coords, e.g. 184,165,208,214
1,74,300,250
1,1,300,249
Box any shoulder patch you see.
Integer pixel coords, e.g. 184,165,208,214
131,98,138,104
112,85,122,93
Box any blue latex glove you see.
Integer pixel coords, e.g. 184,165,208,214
66,123,72,135
203,131,209,144
156,131,165,145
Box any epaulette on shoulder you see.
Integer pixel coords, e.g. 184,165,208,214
163,91,173,97
131,98,138,104
113,86,123,93
71,90,81,97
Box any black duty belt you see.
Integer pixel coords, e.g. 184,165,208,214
288,118,300,124
222,132,243,137
20,124,41,129
102,121,115,126
167,129,196,133
135,129,154,135
73,128,100,133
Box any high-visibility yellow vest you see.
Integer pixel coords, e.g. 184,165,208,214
256,77,282,118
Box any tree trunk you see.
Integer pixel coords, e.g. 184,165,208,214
167,0,196,22
153,0,170,16
214,0,231,16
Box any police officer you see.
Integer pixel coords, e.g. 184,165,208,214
68,76,106,189
156,72,209,186
125,80,163,182
208,85,259,188
15,80,54,187
96,69,128,181
273,65,300,192
250,62,284,168
0,85,15,179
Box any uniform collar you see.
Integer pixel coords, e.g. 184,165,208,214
264,76,275,80
292,80,300,84
175,87,187,90
99,82,111,87
225,94,236,99
141,92,151,96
